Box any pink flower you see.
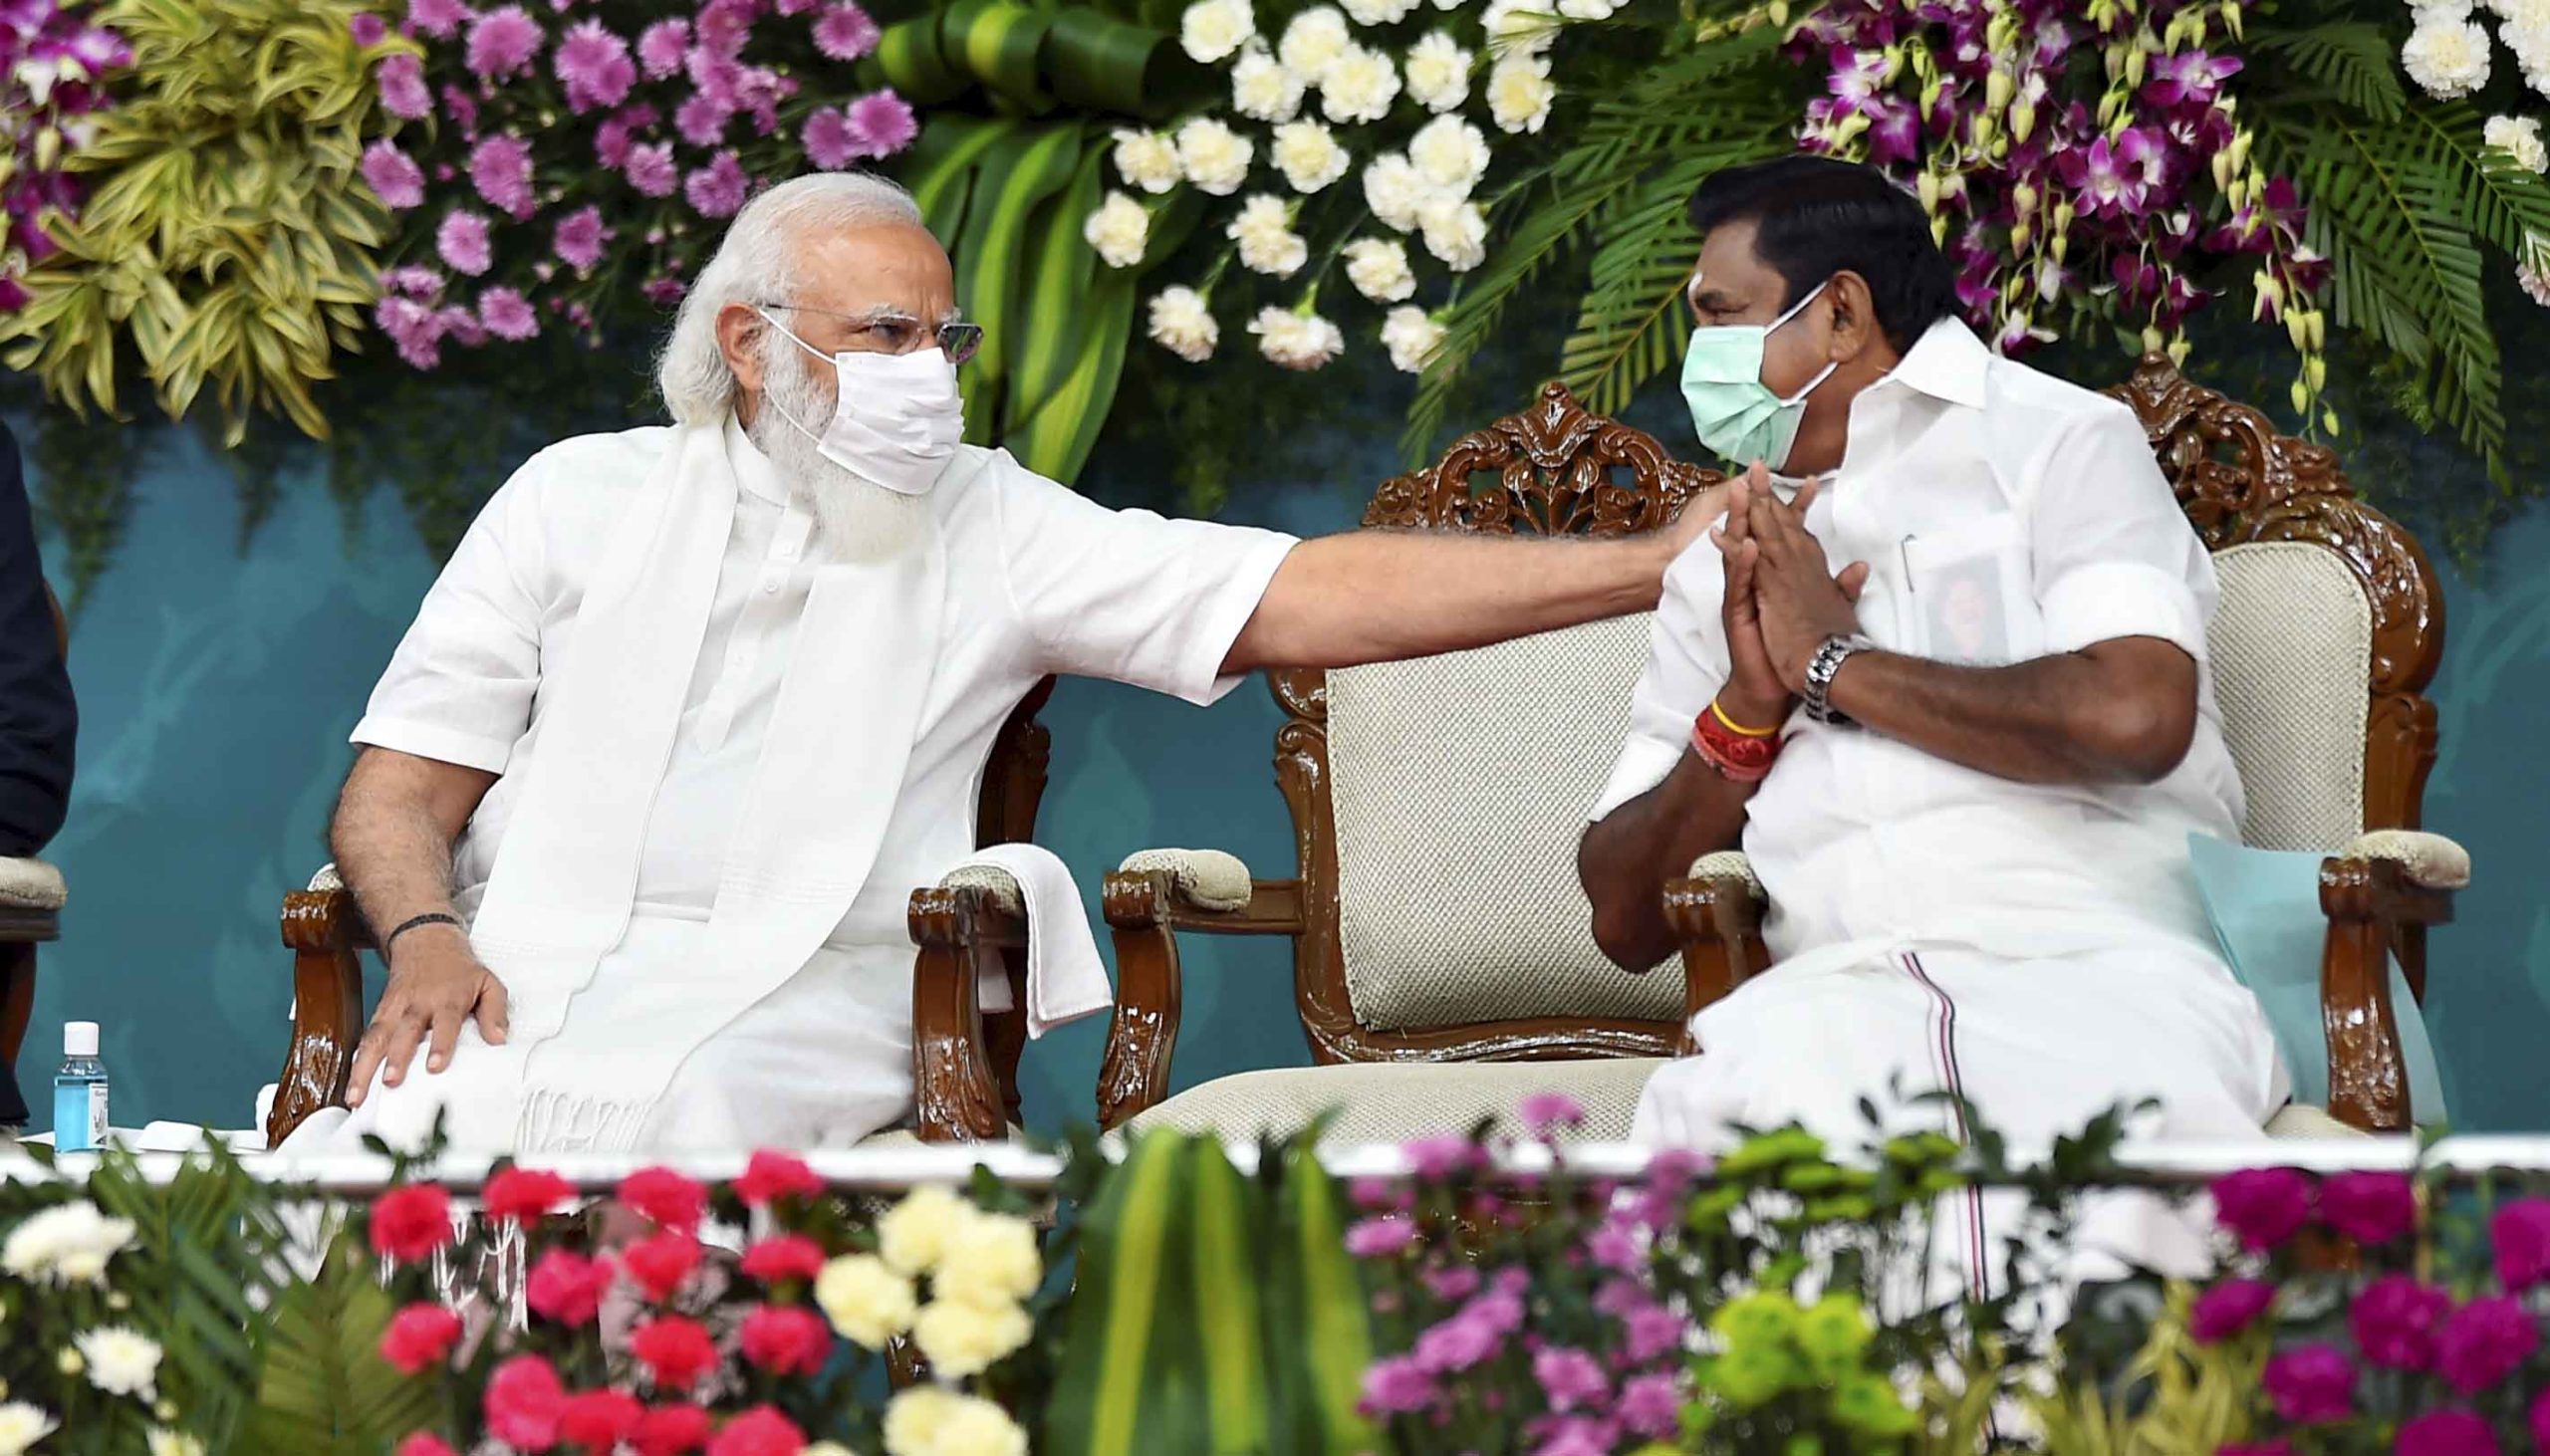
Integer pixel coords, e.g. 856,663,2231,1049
380,1303,463,1374
738,1305,833,1377
2350,1276,2449,1370
674,95,733,148
392,1435,457,1456
484,1354,567,1451
638,19,689,76
558,1390,644,1452
1533,1345,1608,1412
705,1406,806,1456
2189,1279,2275,1344
637,1403,712,1456
437,304,487,350
1619,1372,1681,1440
2491,1198,2550,1291
465,6,543,81
595,106,654,166
1519,1092,1585,1134
527,1250,615,1327
2532,1388,2550,1452
813,3,879,60
801,108,860,170
405,0,473,40
695,0,757,56
2436,1296,2537,1395
369,1185,453,1263
2142,50,2242,110
1361,1354,1434,1414
469,134,536,218
436,210,493,275
484,1166,577,1224
479,288,539,341
554,19,635,111
1625,1305,1685,1363
349,13,388,47
375,295,446,369
735,1150,823,1206
2218,1447,2293,1456
843,90,917,158
624,1229,702,1303
620,1166,708,1230
376,52,431,119
641,275,687,307
361,140,424,209
552,205,609,270
626,141,679,196
1403,1134,1482,1180
1419,1263,1478,1301
2262,1344,2355,1425
1531,1416,1620,1456
739,1235,826,1285
2397,1411,2500,1456
1345,1217,1417,1258
632,1316,720,1394
684,152,748,218
2210,1168,2311,1252
2055,133,2143,218
1587,1222,1642,1274
438,84,480,137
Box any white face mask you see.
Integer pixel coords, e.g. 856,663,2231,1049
756,309,964,496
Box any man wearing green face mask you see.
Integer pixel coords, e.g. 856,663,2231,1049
1577,156,2286,1281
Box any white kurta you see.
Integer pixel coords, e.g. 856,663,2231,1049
292,418,1295,1153
1598,321,2288,1279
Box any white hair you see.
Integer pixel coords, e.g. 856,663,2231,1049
654,172,925,425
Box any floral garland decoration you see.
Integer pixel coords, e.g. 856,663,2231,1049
1795,0,2334,427
1097,0,1610,378
0,4,127,316
362,0,918,369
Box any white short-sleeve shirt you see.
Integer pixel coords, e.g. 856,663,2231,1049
354,421,1299,928
1592,319,2244,968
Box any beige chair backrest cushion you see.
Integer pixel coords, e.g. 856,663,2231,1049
1325,614,1681,1032
2206,540,2372,850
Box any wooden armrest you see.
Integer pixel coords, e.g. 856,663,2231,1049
2317,854,2456,1133
907,883,1029,1143
1660,869,1771,1054
1100,868,1305,934
1093,867,1305,1130
269,885,373,1147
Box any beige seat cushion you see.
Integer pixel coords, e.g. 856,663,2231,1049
1128,1058,1665,1146
0,857,63,911
2208,542,2372,851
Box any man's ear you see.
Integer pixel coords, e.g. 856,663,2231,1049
716,303,767,396
1823,270,1883,364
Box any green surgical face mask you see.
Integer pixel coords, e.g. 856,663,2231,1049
1679,279,1837,471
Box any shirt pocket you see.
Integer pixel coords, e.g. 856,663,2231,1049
1896,515,2043,666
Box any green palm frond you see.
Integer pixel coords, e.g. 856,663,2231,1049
2249,20,2405,121
237,1228,443,1455
1561,171,1704,415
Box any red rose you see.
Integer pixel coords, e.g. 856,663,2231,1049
484,1354,567,1451
527,1250,617,1328
619,1165,708,1231
704,1406,806,1456
635,1402,714,1456
734,1150,823,1208
623,1229,702,1303
485,1166,579,1225
557,1388,644,1452
631,1316,721,1394
737,1305,833,1377
737,1235,826,1286
379,1302,464,1374
393,1435,459,1456
369,1185,455,1264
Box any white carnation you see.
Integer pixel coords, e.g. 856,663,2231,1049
2,1200,136,1287
1148,286,1219,362
1481,0,1559,55
1344,0,1420,21
1271,119,1352,191
2523,258,2550,306
1557,0,1619,16
1487,53,1557,133
1228,193,1310,275
1249,305,1346,368
1381,306,1446,372
1230,44,1304,121
1320,44,1402,121
1418,197,1488,271
1175,117,1255,195
1278,7,1352,82
1408,114,1490,192
2487,114,2550,171
146,1430,205,1456
76,1328,162,1399
1112,128,1182,194
1180,0,1255,63
1403,31,1473,112
2402,17,2492,99
1362,151,1432,232
0,1403,60,1456
1344,237,1417,301
1083,191,1150,268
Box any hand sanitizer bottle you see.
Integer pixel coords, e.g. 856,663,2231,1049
54,1022,107,1152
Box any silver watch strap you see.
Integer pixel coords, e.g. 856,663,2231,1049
1802,633,1872,726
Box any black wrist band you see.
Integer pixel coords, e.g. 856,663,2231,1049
383,912,463,962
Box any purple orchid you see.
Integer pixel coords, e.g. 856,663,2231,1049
2143,51,2242,111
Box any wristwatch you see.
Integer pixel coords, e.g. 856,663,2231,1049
1802,633,1875,726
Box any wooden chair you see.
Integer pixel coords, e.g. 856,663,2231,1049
1096,383,1726,1143
265,678,1058,1147
1669,357,2455,1133
0,584,71,1117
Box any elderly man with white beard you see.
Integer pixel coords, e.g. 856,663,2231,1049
278,171,1721,1155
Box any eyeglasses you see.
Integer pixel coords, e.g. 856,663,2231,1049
754,302,984,365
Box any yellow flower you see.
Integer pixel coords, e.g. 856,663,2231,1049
931,1209,1041,1308
878,1185,969,1278
931,1396,1028,1456
910,1298,1034,1378
883,1385,1027,1456
1708,1291,1799,1353
1796,1293,1873,1378
55,1350,81,1378
815,1254,918,1349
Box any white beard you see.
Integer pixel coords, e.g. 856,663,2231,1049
745,346,936,566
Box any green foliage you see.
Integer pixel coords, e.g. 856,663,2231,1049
2,0,408,446
233,1228,437,1455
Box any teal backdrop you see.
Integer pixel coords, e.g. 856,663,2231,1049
10,355,2550,1138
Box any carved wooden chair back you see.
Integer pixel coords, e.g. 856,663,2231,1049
1266,382,1721,1066
2107,358,2446,992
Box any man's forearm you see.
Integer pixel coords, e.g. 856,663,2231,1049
1578,751,1754,971
1822,640,2195,786
1227,531,1673,672
329,750,493,943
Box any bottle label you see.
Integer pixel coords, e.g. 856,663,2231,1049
52,1082,107,1152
